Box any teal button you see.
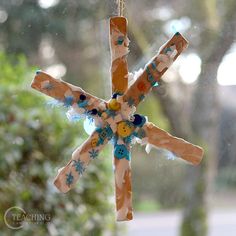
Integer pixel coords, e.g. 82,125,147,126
114,144,130,161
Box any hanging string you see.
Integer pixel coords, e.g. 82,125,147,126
118,0,125,16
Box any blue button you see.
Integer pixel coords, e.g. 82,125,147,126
114,144,130,160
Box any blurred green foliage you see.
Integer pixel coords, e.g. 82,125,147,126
0,52,115,235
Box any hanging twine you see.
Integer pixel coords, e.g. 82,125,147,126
118,0,125,16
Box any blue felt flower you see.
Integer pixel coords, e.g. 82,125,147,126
89,149,99,159
66,172,74,186
72,160,85,175
127,97,135,107
139,94,145,102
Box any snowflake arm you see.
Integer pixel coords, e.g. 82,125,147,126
110,16,129,95
113,142,132,221
31,71,107,117
109,17,134,221
53,127,110,193
122,32,188,107
142,122,204,165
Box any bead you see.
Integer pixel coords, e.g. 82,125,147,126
108,99,121,111
80,94,86,100
117,121,132,137
132,114,146,127
90,109,98,115
112,93,119,99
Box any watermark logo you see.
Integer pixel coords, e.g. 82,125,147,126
4,206,51,230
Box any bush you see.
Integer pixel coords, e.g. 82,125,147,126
0,52,115,235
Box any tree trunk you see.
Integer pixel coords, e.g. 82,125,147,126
180,1,236,235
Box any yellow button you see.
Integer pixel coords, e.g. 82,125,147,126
117,122,132,137
91,138,98,148
108,99,121,111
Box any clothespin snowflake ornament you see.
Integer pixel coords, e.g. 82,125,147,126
31,16,203,221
